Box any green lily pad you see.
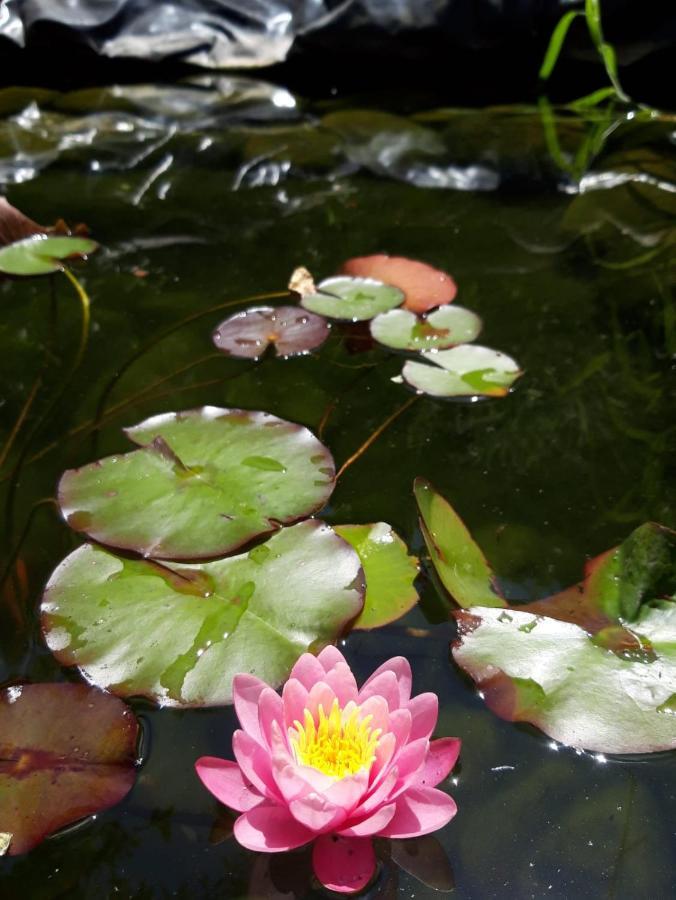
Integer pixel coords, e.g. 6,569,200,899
0,683,138,855
403,345,522,398
41,520,365,707
414,478,505,609
370,306,482,351
454,599,676,754
0,235,98,275
300,276,404,321
334,523,420,629
417,482,676,753
58,407,335,560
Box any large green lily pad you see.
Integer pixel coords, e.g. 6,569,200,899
417,481,676,753
41,520,365,707
334,523,420,629
300,276,404,321
370,306,482,352
58,407,335,560
0,683,138,855
0,235,98,275
403,345,522,398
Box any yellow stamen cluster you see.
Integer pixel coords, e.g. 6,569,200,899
291,699,381,779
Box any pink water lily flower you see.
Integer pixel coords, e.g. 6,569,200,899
195,647,460,893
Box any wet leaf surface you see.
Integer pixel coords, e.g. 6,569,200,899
370,305,481,351
0,235,98,276
0,197,44,246
58,407,335,560
212,305,329,359
418,483,676,752
41,521,365,707
334,523,420,629
415,478,505,609
0,683,138,855
340,255,457,313
300,276,404,321
403,345,522,398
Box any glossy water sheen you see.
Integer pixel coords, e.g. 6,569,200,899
0,81,674,898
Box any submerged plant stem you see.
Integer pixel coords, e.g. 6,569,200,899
3,267,91,539
92,290,288,436
336,395,420,480
0,375,42,471
0,497,58,600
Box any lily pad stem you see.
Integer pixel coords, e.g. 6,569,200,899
336,395,420,480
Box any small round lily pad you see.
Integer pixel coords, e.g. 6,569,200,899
370,306,482,351
0,235,98,276
402,345,522,398
300,276,404,321
42,521,365,707
340,255,457,313
212,306,330,359
58,407,335,560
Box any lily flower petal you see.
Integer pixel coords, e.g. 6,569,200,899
380,787,458,839
195,757,264,812
234,803,314,852
313,834,377,893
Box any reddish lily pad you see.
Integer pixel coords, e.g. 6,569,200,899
334,523,420,629
0,197,44,246
0,683,138,855
340,255,457,314
58,407,335,560
41,521,364,707
417,481,676,753
370,306,482,352
212,306,329,360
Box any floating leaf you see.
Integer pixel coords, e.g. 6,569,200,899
417,482,676,753
0,683,138,855
402,345,522,398
340,255,457,314
370,306,481,351
41,521,364,707
414,478,505,609
334,523,420,629
453,600,676,754
0,197,44,246
212,306,329,360
300,276,404,321
58,407,335,560
388,836,455,892
0,235,98,276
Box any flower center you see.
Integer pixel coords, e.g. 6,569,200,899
290,699,381,779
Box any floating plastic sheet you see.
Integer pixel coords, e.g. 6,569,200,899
3,2,673,70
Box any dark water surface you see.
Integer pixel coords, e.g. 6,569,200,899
0,80,674,898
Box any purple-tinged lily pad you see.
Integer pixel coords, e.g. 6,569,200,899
0,683,138,855
334,523,420,629
416,481,676,753
58,407,335,560
403,345,522,398
370,306,482,352
212,306,329,360
41,521,365,707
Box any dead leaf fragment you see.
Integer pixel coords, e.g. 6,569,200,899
288,266,316,297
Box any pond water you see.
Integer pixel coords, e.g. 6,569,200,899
0,80,674,898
